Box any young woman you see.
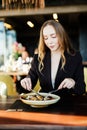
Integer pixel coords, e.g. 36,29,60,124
21,20,86,96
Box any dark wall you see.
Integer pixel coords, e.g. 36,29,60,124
17,35,39,56
79,14,87,61
45,0,87,6
17,13,87,61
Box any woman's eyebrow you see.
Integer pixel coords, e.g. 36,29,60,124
50,33,56,36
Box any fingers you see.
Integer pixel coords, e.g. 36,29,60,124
58,78,75,90
20,77,32,91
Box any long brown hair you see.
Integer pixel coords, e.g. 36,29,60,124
38,20,75,72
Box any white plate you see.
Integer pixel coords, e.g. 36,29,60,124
20,92,60,108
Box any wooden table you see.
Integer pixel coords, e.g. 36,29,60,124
0,71,27,76
83,62,87,67
0,94,87,129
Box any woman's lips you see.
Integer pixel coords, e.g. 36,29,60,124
49,45,55,48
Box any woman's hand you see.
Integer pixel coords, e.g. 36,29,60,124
58,78,75,90
20,77,32,91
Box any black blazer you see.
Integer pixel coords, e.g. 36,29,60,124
27,51,86,96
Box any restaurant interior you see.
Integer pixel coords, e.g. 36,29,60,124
0,0,87,129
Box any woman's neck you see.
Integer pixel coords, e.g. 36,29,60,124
51,50,61,56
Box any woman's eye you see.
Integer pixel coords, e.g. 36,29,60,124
51,34,56,38
43,34,56,40
44,37,48,40
52,36,56,38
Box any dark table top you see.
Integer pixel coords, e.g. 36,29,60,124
8,94,87,116
0,94,87,129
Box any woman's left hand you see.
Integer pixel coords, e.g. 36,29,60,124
58,78,75,90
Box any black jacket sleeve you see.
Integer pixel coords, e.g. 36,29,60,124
27,54,38,88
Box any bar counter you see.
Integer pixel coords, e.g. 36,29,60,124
0,94,87,129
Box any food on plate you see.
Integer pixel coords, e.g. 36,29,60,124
20,93,60,108
21,94,53,101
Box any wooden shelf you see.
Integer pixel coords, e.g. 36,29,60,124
83,62,87,67
0,5,87,18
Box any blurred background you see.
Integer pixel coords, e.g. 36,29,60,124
0,0,87,65
0,0,87,97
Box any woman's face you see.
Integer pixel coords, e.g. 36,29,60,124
43,25,60,52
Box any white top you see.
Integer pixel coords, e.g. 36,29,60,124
51,53,61,88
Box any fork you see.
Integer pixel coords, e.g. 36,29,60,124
31,89,41,96
48,88,59,94
44,88,59,100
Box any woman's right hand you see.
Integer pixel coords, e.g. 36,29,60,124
20,77,32,91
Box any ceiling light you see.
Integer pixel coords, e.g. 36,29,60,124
27,21,34,28
4,23,12,29
53,13,58,20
